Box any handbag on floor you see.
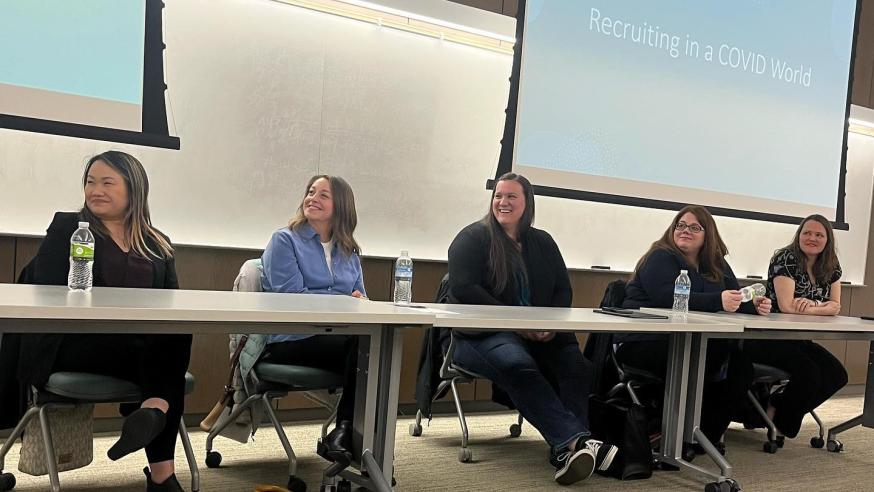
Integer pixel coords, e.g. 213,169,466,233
588,395,654,481
18,404,94,476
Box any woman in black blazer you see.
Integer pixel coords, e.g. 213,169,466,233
6,151,191,491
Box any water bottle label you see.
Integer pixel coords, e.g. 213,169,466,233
395,266,412,279
70,243,94,260
674,284,690,295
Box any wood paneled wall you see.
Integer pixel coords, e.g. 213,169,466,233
2,235,871,420
450,0,874,110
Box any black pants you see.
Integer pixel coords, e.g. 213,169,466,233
52,333,192,463
263,335,358,422
616,339,753,445
743,340,848,438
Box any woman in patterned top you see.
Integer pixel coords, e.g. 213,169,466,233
744,214,848,439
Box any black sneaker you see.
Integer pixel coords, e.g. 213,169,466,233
584,439,619,474
552,443,595,485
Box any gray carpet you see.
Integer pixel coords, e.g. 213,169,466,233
4,395,871,491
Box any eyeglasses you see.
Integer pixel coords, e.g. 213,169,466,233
675,222,704,234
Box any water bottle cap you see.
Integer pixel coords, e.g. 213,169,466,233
78,221,89,228
680,269,688,274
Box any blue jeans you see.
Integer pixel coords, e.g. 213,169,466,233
453,331,592,451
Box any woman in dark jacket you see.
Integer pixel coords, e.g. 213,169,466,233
447,172,617,486
4,151,191,491
620,205,771,451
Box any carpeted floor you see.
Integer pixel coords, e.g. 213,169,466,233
4,395,871,491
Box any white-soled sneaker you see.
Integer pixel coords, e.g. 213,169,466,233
585,438,619,474
552,446,595,485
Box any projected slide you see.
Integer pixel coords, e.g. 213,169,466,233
513,0,857,222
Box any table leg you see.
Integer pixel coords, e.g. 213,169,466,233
864,340,874,429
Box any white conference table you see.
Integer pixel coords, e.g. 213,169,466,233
402,302,743,488
656,310,874,491
0,284,435,491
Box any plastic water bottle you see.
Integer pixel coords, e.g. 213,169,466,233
672,269,691,319
740,283,766,303
393,250,413,305
68,222,95,291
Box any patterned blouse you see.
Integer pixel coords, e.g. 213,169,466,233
767,248,842,313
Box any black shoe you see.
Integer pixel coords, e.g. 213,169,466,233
108,408,166,461
144,467,185,491
317,420,353,466
584,439,619,475
551,441,595,486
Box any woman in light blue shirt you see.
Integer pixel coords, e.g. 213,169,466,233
261,174,365,466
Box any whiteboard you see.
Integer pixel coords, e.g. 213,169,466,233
1,0,872,284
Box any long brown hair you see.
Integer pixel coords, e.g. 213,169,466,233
80,151,173,260
481,172,535,294
781,214,839,284
633,205,727,283
288,175,361,256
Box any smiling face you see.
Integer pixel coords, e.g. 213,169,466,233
84,160,129,221
672,212,706,257
491,179,525,233
302,177,334,225
799,219,828,258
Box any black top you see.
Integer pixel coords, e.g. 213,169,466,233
0,212,176,429
620,248,754,342
447,221,572,335
767,248,842,312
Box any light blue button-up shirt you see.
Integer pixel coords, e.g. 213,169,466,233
261,223,366,343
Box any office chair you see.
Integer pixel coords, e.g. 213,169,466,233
0,372,199,492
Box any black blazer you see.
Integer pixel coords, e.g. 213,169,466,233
0,212,177,429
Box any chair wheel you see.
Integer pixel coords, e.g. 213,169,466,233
287,475,307,492
409,423,422,437
704,480,736,492
763,441,779,454
337,479,352,492
682,443,697,463
827,439,843,453
775,435,785,448
458,447,473,463
205,451,222,468
508,423,522,438
810,436,825,449
0,472,15,491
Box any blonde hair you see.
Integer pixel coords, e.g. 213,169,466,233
288,175,361,256
80,151,173,260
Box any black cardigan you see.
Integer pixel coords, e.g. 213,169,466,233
447,221,572,335
619,248,754,342
0,212,177,429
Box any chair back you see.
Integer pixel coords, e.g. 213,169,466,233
600,279,627,308
435,273,451,303
234,259,263,293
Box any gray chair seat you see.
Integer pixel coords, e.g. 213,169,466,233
255,362,343,390
43,371,196,402
752,363,790,384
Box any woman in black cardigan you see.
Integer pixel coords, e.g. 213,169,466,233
448,173,617,486
4,151,191,491
620,205,770,451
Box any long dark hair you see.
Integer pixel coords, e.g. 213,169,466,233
781,214,839,284
481,172,535,294
288,175,361,256
633,205,727,283
80,151,173,260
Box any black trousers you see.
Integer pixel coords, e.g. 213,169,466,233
262,335,358,422
743,340,848,438
616,339,753,445
51,333,192,463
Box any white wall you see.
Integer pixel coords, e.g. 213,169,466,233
1,0,872,283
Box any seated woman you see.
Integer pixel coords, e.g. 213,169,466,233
260,175,365,465
620,205,771,450
447,172,617,485
1,151,191,491
744,214,848,439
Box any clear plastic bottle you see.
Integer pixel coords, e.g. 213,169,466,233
393,250,413,305
672,269,691,318
68,221,95,291
740,283,766,303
